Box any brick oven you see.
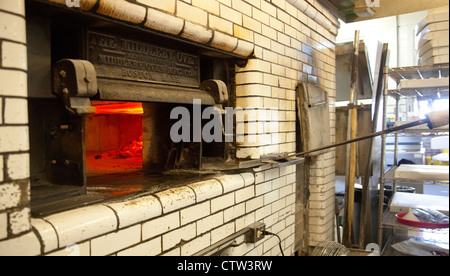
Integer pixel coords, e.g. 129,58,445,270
0,0,338,256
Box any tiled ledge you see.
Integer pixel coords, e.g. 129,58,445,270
46,0,254,58
12,172,254,255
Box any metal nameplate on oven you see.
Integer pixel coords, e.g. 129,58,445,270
87,31,201,88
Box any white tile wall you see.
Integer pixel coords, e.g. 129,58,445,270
0,232,40,256
104,195,162,228
91,225,141,256
44,205,118,248
0,213,7,240
1,41,27,70
4,98,28,124
6,153,29,180
0,0,337,256
31,218,58,253
0,69,27,97
155,186,196,214
116,237,162,256
9,207,30,235
0,183,22,211
0,11,26,43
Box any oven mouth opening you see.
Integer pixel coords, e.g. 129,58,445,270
84,100,222,199
86,101,144,178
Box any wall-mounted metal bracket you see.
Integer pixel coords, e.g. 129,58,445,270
200,79,229,105
53,59,98,116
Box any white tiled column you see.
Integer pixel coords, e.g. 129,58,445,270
0,0,32,253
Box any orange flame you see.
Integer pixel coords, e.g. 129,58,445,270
92,101,143,115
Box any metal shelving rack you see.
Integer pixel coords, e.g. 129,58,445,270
377,64,449,255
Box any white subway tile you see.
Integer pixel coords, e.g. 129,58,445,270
145,8,184,35
210,221,234,244
0,12,26,43
142,211,180,240
138,0,176,13
104,195,162,228
271,197,286,213
44,205,118,248
215,174,245,193
161,247,180,256
209,14,233,34
255,204,271,221
187,179,223,202
31,218,58,253
0,232,40,256
96,0,146,24
223,202,245,222
255,181,272,196
0,213,7,240
1,41,27,70
0,156,3,182
210,193,234,213
9,207,30,235
240,172,255,186
162,223,196,251
4,98,28,124
6,153,29,180
0,0,25,15
210,31,239,52
235,185,254,203
0,183,21,211
220,3,242,25
0,69,27,97
117,236,162,256
180,201,210,225
196,211,223,234
245,195,263,212
181,232,211,255
91,225,141,256
177,0,208,26
180,21,213,44
155,186,196,213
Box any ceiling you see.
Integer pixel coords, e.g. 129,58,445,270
317,0,449,23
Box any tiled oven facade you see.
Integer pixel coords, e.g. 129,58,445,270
0,0,337,256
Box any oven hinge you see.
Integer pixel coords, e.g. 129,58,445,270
200,79,229,106
53,59,98,116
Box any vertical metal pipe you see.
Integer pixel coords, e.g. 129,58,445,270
393,96,400,193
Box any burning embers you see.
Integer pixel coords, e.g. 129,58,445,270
86,101,144,176
96,136,143,160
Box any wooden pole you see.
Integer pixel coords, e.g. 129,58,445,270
343,30,360,247
358,43,389,249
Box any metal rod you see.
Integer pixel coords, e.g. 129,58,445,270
193,227,250,256
377,66,390,250
239,118,430,169
285,119,428,159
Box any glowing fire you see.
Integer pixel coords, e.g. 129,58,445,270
92,101,143,115
91,101,144,160
97,136,143,159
